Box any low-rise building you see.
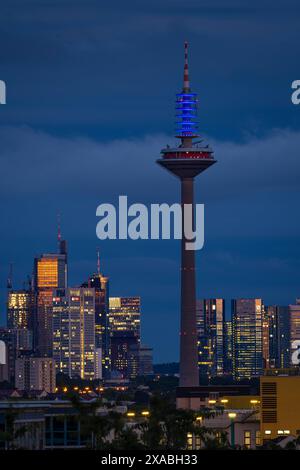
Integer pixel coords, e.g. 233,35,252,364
260,369,300,442
190,409,260,449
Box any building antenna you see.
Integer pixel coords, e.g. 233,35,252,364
57,212,62,252
7,263,13,290
27,275,32,291
97,249,100,274
57,213,61,242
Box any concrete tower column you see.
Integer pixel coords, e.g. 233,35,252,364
180,177,199,387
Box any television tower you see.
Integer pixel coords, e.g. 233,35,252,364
157,42,216,387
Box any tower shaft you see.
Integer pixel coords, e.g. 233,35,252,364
180,177,199,387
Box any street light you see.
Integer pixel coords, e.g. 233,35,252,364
228,413,237,448
141,411,150,417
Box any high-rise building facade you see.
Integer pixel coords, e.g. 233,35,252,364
109,297,141,340
7,290,35,330
52,288,96,380
110,331,139,379
0,328,16,383
13,328,33,353
232,299,263,380
15,356,56,393
267,305,278,368
109,297,141,379
277,306,290,368
224,320,233,375
138,344,154,376
0,340,8,382
289,300,300,367
34,245,67,356
196,299,225,378
262,307,270,369
128,343,154,378
82,269,110,378
266,305,290,369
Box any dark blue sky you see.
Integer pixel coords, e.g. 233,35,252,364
0,0,300,362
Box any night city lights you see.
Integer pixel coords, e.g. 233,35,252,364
0,0,300,464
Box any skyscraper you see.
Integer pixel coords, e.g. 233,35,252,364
196,299,225,378
262,306,270,369
289,299,300,367
137,344,154,376
0,328,17,384
109,297,141,339
13,328,33,353
15,356,56,393
232,299,263,380
224,320,233,375
52,288,96,380
0,339,8,383
109,297,141,379
33,239,67,356
266,305,290,369
110,331,139,379
82,256,110,378
157,42,216,388
7,290,35,330
277,306,290,368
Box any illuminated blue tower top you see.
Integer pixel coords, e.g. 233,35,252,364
175,41,199,140
159,41,214,168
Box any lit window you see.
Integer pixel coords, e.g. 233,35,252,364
195,436,201,450
244,431,251,449
187,432,193,450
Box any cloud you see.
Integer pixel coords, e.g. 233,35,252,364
1,125,300,200
209,129,300,196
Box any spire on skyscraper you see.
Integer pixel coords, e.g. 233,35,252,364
97,249,100,274
57,213,61,245
7,262,13,290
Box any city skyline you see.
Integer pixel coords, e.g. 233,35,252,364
2,225,300,365
3,228,300,368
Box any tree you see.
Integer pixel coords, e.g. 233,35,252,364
110,427,144,450
137,396,223,450
0,405,28,450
